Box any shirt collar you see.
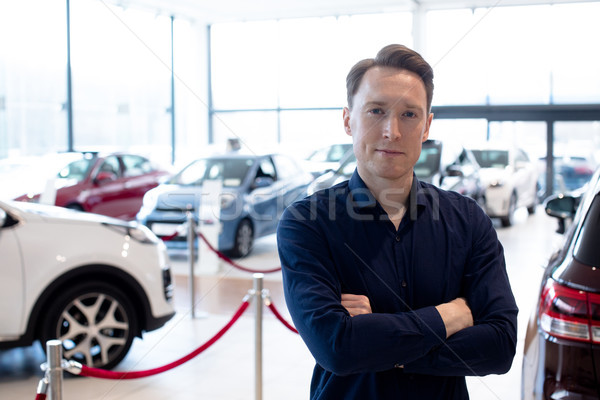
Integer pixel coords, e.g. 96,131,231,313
348,169,427,219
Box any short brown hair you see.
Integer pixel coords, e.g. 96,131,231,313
346,44,434,112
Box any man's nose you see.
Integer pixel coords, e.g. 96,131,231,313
383,117,402,140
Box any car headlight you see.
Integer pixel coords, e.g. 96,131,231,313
127,223,159,244
220,192,236,209
103,222,158,244
22,193,41,203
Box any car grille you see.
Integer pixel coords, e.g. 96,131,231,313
162,267,174,301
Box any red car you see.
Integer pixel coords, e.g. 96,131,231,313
15,152,171,220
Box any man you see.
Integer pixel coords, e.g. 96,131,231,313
276,44,518,399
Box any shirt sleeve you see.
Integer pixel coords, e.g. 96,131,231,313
277,200,448,376
403,201,519,376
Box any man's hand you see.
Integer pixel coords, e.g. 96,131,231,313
435,298,473,338
341,294,372,316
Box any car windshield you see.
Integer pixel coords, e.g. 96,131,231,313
57,156,95,182
336,143,441,180
168,157,254,187
471,150,509,168
573,193,600,268
414,145,442,179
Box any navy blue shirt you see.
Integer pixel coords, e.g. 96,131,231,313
277,171,518,399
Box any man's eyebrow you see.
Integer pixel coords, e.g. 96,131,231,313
363,99,425,111
362,100,386,107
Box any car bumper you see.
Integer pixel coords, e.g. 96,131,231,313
484,185,511,217
141,214,235,253
523,331,600,400
146,310,176,332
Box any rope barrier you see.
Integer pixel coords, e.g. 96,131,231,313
160,230,180,241
264,297,298,334
157,220,282,274
197,231,282,274
74,299,250,380
33,280,300,400
35,375,48,400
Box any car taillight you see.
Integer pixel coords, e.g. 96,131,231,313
539,280,600,343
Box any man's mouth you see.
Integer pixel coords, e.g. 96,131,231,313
377,149,404,155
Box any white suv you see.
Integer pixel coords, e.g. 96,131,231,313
470,146,539,227
0,199,175,369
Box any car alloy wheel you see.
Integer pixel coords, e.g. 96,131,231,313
232,219,253,258
41,282,137,370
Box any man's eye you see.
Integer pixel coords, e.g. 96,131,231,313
402,111,417,118
369,108,384,115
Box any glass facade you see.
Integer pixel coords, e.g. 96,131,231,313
0,0,67,157
0,0,207,167
427,4,600,106
0,0,599,187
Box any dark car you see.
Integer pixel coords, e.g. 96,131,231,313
307,139,486,206
136,152,313,258
14,152,171,220
522,168,600,400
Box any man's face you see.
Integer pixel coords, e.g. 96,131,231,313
343,66,432,186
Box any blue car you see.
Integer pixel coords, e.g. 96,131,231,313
137,152,313,257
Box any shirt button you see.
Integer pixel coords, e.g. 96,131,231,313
395,235,401,242
401,280,407,287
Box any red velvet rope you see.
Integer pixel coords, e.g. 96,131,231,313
79,300,250,379
160,231,179,242
266,302,298,334
197,232,282,274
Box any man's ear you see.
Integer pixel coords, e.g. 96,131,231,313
422,112,434,142
343,107,352,137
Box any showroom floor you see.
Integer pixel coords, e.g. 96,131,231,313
1,205,561,400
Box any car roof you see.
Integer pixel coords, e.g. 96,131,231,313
200,152,270,159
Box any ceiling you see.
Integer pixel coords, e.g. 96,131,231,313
106,0,597,23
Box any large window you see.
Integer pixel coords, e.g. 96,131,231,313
427,3,600,106
210,12,413,154
0,0,207,167
69,1,171,154
0,0,67,158
1,1,599,167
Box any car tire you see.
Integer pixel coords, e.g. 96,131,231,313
501,193,517,227
66,204,84,212
40,281,138,370
230,219,254,258
527,184,539,215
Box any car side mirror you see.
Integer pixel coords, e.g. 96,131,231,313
253,177,274,188
445,165,464,177
545,195,576,219
95,171,117,184
545,194,577,234
515,160,527,170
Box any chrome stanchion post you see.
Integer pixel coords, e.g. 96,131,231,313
253,273,264,400
187,211,196,318
46,340,63,400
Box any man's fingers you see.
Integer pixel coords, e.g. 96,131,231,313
341,293,372,316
